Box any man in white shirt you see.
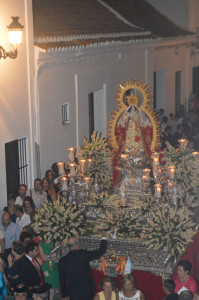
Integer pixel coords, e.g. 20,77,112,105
16,184,27,205
26,179,47,209
15,205,31,231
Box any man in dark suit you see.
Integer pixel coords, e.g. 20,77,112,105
18,240,44,298
59,237,107,300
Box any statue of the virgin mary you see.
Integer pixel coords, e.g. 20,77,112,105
107,80,161,186
116,104,153,158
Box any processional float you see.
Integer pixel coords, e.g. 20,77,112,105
34,80,199,278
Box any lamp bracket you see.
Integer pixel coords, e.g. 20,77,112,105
0,46,18,59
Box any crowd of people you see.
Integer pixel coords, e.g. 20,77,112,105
158,104,199,151
0,170,61,300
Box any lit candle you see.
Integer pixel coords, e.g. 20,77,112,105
84,177,92,190
142,175,147,181
69,163,76,177
151,152,159,166
154,184,161,199
121,154,129,161
87,158,93,168
79,159,86,173
179,139,187,149
60,177,68,191
192,151,199,158
168,166,176,180
143,168,151,181
57,162,65,175
68,147,75,162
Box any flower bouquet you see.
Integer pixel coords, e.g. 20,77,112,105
140,205,196,255
78,131,113,190
93,209,140,238
33,200,84,246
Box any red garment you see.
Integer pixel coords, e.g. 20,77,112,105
172,231,199,281
32,258,44,285
174,276,198,295
34,237,45,266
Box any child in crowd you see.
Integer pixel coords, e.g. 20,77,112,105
163,279,179,300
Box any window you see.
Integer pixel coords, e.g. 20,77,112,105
88,93,94,140
88,86,107,140
18,137,28,186
175,71,182,114
193,66,199,96
62,103,69,125
5,137,28,196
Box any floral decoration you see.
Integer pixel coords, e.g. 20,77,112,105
93,209,140,238
86,191,109,209
33,200,84,246
164,142,199,202
140,205,196,255
78,131,113,190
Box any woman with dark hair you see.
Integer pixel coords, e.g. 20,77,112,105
45,169,60,194
23,196,37,223
94,276,118,300
45,170,54,182
174,260,198,295
42,177,57,203
6,241,24,289
119,274,145,300
3,193,17,223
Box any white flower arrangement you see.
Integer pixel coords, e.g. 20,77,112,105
164,142,199,202
78,131,113,190
33,200,84,246
93,209,140,238
140,205,196,255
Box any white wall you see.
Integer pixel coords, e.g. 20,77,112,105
0,0,35,208
36,36,198,176
37,46,146,175
155,70,166,110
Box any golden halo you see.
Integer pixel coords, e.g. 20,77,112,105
107,79,161,153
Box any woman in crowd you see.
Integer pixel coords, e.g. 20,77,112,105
42,177,57,203
174,260,198,295
94,276,118,300
3,193,17,223
39,238,59,300
118,274,145,300
6,241,24,289
23,196,37,223
45,169,60,193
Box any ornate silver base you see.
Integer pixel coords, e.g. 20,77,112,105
62,236,175,277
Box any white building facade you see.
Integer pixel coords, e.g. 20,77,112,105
0,0,199,207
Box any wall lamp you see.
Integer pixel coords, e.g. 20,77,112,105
0,16,24,60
